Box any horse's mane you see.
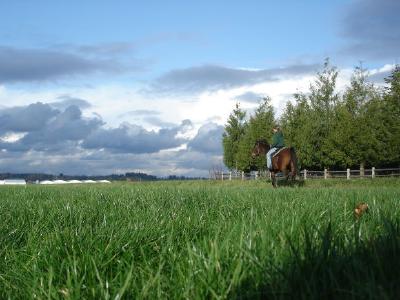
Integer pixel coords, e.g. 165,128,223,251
255,139,268,147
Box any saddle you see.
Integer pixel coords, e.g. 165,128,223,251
271,147,286,158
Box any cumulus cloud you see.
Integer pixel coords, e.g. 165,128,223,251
0,102,58,133
147,64,318,95
0,100,226,176
82,120,192,154
340,0,400,60
1,105,103,152
187,123,224,154
50,96,92,111
0,102,196,156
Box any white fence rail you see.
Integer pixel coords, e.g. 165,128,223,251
210,167,400,181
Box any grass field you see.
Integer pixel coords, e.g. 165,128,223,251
1,178,400,299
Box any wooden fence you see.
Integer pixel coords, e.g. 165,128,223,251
210,167,400,181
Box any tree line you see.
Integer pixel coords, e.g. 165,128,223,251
223,59,400,172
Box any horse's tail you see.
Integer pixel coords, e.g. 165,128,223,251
290,147,298,178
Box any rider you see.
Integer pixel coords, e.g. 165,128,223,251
267,126,285,171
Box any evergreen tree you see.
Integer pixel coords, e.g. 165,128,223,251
281,59,339,169
309,58,339,168
236,97,275,171
222,103,247,170
380,65,400,166
333,64,380,168
280,93,313,169
385,65,400,97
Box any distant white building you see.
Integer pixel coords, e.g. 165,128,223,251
97,180,111,183
39,180,55,185
68,180,82,184
53,180,67,184
4,179,26,185
37,179,111,184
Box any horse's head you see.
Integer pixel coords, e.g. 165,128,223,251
251,139,269,158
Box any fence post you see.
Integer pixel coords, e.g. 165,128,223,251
360,163,365,178
304,169,307,180
347,168,350,180
324,168,327,180
372,167,375,179
255,171,258,180
241,171,244,181
221,172,224,181
229,171,232,181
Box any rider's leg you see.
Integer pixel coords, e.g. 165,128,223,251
266,147,277,170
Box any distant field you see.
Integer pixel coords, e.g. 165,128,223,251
1,179,400,299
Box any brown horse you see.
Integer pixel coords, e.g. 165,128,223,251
251,139,298,187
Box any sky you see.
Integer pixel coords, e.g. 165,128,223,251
0,0,399,177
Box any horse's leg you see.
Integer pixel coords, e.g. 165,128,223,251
269,157,276,188
290,163,297,181
281,154,290,182
291,168,296,181
271,172,277,188
289,150,297,181
284,168,290,181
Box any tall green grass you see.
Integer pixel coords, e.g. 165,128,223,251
0,179,399,299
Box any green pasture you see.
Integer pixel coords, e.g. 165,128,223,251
0,178,399,299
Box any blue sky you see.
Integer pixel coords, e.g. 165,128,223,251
0,0,348,73
0,0,399,176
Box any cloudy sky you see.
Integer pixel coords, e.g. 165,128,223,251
0,0,399,177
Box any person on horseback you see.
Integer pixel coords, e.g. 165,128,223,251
267,126,285,171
